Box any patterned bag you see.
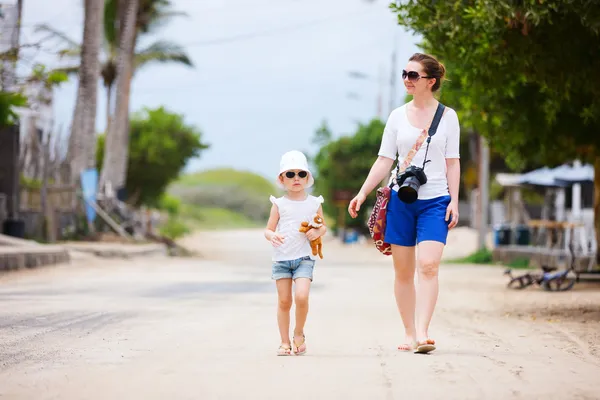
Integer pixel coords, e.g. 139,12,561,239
367,103,446,255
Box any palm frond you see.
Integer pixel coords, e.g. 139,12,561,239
52,65,80,76
145,10,188,33
134,40,194,69
34,23,80,49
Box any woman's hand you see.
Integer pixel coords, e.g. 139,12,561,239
446,200,459,229
348,192,367,219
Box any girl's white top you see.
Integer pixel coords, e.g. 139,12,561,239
378,104,461,200
269,194,324,262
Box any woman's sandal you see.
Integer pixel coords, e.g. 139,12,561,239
414,338,436,354
277,343,292,356
293,334,307,356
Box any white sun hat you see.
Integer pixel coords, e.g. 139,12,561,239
276,150,314,189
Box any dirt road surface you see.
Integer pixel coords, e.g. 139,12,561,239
1,228,599,399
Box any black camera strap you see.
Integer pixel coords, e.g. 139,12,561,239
421,102,446,169
389,102,446,188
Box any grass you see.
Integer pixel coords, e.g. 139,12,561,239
447,248,494,264
172,168,278,197
447,247,534,269
179,204,260,230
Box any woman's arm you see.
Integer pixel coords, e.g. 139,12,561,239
348,156,394,218
358,156,395,197
446,158,460,203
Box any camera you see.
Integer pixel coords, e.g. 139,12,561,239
396,165,427,203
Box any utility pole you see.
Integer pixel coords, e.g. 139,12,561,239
388,33,397,116
478,135,490,250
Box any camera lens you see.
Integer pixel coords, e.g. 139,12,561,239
398,176,420,203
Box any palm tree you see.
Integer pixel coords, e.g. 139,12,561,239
68,0,104,184
35,0,193,132
99,0,139,192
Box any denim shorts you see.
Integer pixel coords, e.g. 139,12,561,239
384,193,451,246
272,256,315,281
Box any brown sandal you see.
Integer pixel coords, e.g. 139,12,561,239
293,334,306,355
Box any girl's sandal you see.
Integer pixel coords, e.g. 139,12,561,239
293,334,307,356
277,343,292,356
398,341,417,352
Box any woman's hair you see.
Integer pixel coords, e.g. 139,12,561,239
409,53,446,92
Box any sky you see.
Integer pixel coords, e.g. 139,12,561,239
17,0,420,181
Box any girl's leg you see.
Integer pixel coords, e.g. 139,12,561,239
293,277,311,353
415,240,445,345
391,244,417,350
276,278,293,347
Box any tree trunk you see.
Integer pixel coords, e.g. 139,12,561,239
68,0,104,184
105,82,113,133
99,0,138,194
594,156,600,263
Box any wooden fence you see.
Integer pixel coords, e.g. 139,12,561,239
20,184,77,212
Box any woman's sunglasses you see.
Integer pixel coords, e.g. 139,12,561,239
402,70,432,82
284,171,308,179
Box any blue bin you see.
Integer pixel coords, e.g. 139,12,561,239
344,229,359,244
514,225,531,245
493,224,512,246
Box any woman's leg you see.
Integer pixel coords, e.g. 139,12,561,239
415,240,445,345
276,278,293,346
391,244,417,350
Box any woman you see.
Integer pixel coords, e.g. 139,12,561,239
348,53,460,354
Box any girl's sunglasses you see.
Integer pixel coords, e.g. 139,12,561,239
402,70,432,82
284,171,308,179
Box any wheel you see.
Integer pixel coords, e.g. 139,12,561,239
507,275,534,290
541,273,577,292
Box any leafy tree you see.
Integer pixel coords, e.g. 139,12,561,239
391,0,600,253
96,106,209,206
36,0,193,131
313,119,386,233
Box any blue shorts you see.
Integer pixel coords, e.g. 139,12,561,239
384,193,451,247
272,256,315,281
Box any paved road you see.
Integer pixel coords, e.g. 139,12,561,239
1,229,599,399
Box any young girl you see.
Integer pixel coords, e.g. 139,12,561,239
264,150,326,356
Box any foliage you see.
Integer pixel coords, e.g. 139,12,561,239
97,106,209,206
312,118,386,232
35,0,193,91
157,193,181,216
159,217,189,239
391,0,600,168
0,91,27,127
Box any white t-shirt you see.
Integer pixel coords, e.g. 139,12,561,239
378,103,460,200
269,194,324,262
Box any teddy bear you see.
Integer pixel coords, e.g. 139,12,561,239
299,213,325,259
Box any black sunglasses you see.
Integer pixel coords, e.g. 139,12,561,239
284,171,308,179
402,69,432,82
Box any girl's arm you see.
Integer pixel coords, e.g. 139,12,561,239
306,205,327,241
265,204,284,246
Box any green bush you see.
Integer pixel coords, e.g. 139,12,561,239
159,217,190,240
157,193,181,216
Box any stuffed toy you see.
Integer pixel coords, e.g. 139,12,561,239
299,214,325,259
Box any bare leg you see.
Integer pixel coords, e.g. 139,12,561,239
415,240,445,346
293,277,311,354
391,244,417,350
276,279,293,348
